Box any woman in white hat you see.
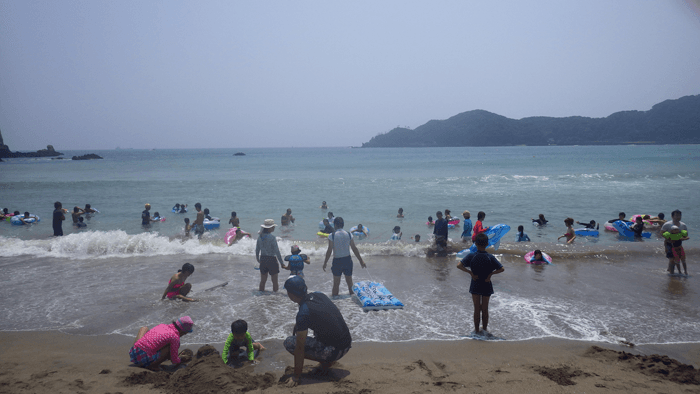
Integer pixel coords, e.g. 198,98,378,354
256,219,287,292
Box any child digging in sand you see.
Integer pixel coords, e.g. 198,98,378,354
457,233,505,336
222,319,265,365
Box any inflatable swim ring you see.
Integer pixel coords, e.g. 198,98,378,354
574,228,599,237
468,224,511,253
612,220,651,238
224,227,238,244
203,219,220,230
172,206,187,213
603,221,618,232
151,216,166,222
349,226,370,240
352,281,404,311
524,250,553,265
317,231,330,238
11,215,40,225
448,219,460,226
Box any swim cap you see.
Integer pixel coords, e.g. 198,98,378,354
291,245,301,252
284,276,307,297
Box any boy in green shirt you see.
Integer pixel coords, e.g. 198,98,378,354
222,320,265,364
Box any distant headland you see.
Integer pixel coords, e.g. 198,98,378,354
0,128,64,158
362,94,700,147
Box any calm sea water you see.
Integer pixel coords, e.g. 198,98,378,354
1,146,699,346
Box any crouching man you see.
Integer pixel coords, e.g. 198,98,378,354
283,276,352,387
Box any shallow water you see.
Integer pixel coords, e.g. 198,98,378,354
1,145,698,346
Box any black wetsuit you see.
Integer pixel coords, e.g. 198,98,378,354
53,208,64,236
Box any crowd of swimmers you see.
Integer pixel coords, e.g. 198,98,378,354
1,203,99,236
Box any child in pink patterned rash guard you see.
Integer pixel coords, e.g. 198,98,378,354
129,316,194,370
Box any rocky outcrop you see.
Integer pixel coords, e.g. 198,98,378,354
234,152,246,156
72,153,103,160
0,128,64,158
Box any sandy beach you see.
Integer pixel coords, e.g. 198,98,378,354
2,331,700,393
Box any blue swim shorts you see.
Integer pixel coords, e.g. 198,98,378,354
331,256,353,277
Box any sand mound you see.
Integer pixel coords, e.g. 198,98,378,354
123,345,276,393
586,345,700,385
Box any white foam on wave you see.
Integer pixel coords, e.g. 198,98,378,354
494,293,633,344
0,231,431,259
3,230,689,260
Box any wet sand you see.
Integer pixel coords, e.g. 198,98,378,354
2,331,700,393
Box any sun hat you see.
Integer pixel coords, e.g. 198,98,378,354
284,276,307,296
261,219,276,228
174,316,194,333
463,210,470,215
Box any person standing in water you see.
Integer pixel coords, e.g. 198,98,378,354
461,211,473,244
661,210,688,274
192,203,205,239
281,208,295,226
323,217,366,296
142,204,158,227
457,233,505,335
52,201,66,236
71,206,86,225
433,211,448,243
256,219,286,292
558,218,576,244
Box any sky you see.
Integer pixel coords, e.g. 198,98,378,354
1,1,700,150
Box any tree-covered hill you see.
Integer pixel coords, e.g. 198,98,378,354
361,94,700,147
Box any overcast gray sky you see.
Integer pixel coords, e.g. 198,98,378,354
1,1,699,150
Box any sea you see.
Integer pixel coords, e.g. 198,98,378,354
1,145,699,349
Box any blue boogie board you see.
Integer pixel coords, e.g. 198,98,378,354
352,281,404,311
468,224,511,253
574,228,599,237
613,220,651,238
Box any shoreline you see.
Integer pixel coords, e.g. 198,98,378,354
2,330,700,393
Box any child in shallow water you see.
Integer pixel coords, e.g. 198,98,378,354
184,218,192,237
390,226,402,240
515,225,530,242
530,249,546,263
558,218,576,244
283,245,310,277
457,233,505,335
162,263,196,302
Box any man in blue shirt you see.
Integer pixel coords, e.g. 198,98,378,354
283,276,352,387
